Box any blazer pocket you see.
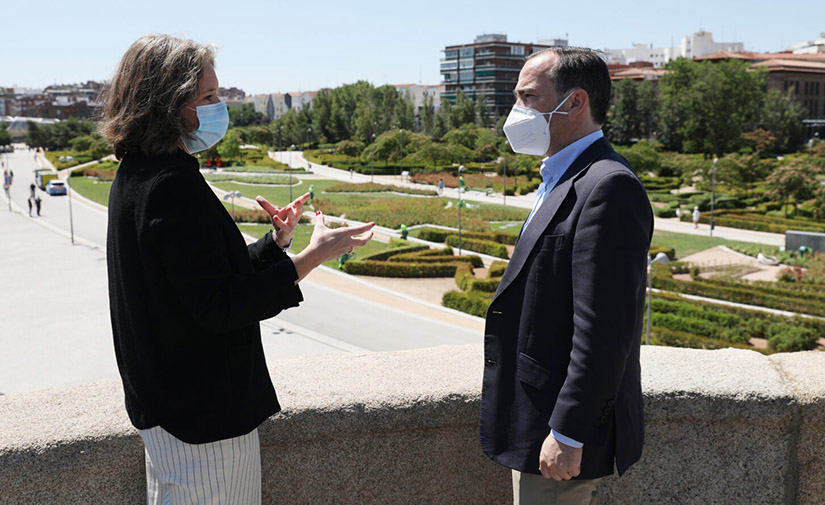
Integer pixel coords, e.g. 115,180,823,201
517,352,558,392
539,234,565,251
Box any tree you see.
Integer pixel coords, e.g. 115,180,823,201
228,103,264,127
450,91,476,128
0,125,11,146
765,159,823,216
761,89,806,153
420,95,435,135
740,128,776,156
659,59,764,158
217,129,241,161
408,140,451,170
608,79,640,145
336,140,365,158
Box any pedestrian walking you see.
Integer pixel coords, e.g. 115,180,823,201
101,34,374,505
34,196,41,216
27,197,32,217
438,178,444,195
400,224,408,240
309,184,315,202
30,183,35,198
692,206,700,228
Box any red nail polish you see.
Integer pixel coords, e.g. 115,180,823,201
316,210,321,215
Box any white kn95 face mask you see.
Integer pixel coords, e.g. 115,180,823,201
503,92,573,156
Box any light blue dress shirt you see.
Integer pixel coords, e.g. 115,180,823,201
520,129,604,449
523,129,604,230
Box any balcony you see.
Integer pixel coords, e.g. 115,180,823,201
1,346,824,504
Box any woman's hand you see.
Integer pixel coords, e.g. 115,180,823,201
291,210,375,282
256,193,310,248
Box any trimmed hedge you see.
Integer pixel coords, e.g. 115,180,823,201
652,269,825,317
649,245,676,260
359,244,430,261
445,236,509,259
442,290,492,317
416,227,518,245
488,260,508,278
343,261,459,277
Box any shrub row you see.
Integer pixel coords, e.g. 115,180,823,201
488,260,508,278
649,245,676,260
680,211,825,234
358,244,430,261
453,262,500,292
416,227,518,246
445,235,509,259
325,182,437,196
441,290,492,318
652,270,825,317
343,261,458,277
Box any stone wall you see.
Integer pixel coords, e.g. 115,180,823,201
1,346,823,504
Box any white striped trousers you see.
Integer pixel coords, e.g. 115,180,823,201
139,426,261,505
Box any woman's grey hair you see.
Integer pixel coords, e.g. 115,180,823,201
100,34,216,159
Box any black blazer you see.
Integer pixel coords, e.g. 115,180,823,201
107,150,303,444
480,137,653,479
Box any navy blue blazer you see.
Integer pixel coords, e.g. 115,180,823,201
480,137,653,479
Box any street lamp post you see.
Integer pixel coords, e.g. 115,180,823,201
398,129,404,180
305,127,311,151
709,157,718,237
223,190,242,222
503,141,509,206
645,252,669,345
67,176,75,245
370,133,376,183
458,165,464,256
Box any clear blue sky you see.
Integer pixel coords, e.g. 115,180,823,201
2,0,822,95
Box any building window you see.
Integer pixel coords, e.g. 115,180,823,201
460,47,474,58
511,46,524,56
445,50,458,59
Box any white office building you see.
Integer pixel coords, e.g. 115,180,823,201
604,31,744,67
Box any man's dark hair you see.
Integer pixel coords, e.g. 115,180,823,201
527,47,611,125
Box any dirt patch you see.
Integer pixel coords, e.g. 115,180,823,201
679,246,783,282
673,273,692,282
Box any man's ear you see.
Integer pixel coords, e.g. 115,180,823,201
565,89,589,118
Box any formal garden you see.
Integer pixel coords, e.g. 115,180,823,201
21,56,825,355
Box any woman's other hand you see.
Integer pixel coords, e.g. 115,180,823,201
256,193,309,248
292,210,375,282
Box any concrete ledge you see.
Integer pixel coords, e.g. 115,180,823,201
1,346,824,504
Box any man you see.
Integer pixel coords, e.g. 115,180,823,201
481,47,653,504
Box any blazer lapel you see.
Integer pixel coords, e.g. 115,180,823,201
493,138,614,300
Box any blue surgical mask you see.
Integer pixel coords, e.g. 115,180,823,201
181,101,229,153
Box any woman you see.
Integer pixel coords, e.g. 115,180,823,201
101,34,373,504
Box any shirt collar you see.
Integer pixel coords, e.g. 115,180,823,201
539,129,604,186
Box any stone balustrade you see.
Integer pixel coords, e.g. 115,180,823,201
1,345,823,504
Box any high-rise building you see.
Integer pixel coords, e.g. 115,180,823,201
440,34,556,124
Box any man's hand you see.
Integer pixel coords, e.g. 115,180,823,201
538,433,582,481
256,193,310,248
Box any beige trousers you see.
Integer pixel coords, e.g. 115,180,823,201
512,470,602,505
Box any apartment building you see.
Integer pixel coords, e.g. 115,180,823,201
440,34,554,124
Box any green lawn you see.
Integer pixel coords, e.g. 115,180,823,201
650,230,776,260
213,179,343,208
69,176,112,206
237,223,390,269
